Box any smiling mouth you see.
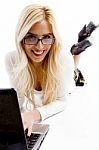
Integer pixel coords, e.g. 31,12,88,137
31,50,45,56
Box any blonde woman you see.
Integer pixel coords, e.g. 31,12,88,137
5,4,74,136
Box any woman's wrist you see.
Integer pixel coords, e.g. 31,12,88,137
32,109,41,122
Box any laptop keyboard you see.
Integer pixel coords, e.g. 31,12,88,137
25,131,41,150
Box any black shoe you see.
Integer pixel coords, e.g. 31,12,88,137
70,39,92,55
78,25,88,42
74,69,85,86
86,21,99,36
78,21,99,42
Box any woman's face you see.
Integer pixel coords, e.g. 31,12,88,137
23,20,55,65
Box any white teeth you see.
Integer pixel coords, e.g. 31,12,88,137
33,51,43,55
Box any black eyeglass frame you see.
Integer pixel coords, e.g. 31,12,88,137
23,34,55,45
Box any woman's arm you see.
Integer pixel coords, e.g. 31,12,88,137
5,51,74,135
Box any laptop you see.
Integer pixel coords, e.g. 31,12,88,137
0,88,49,150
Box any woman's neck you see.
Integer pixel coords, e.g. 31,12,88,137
33,62,42,69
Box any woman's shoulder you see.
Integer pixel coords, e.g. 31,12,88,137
5,51,17,71
6,51,17,60
58,51,75,94
5,51,17,63
59,50,74,69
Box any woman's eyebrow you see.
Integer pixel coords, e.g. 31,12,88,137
27,32,36,35
27,32,53,36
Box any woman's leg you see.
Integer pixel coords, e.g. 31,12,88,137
73,54,81,69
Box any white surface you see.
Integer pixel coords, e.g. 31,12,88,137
40,84,99,150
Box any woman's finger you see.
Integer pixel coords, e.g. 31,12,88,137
27,124,33,136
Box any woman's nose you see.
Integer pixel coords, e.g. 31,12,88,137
35,40,44,49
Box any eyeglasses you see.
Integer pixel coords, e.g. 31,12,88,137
23,33,55,45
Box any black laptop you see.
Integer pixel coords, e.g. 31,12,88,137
0,88,49,150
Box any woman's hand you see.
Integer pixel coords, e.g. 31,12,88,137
21,109,41,136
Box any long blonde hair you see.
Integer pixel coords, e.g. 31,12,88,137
13,4,62,106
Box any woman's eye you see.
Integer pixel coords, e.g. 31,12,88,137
43,35,51,39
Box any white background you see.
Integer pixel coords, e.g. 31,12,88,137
0,1,99,149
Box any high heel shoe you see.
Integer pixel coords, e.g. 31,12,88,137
70,39,92,55
74,68,86,86
86,21,99,36
78,25,88,42
78,21,99,42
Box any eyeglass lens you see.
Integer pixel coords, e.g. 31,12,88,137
24,34,55,45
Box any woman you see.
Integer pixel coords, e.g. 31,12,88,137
5,4,74,136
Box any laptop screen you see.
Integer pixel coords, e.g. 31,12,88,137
0,88,27,149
